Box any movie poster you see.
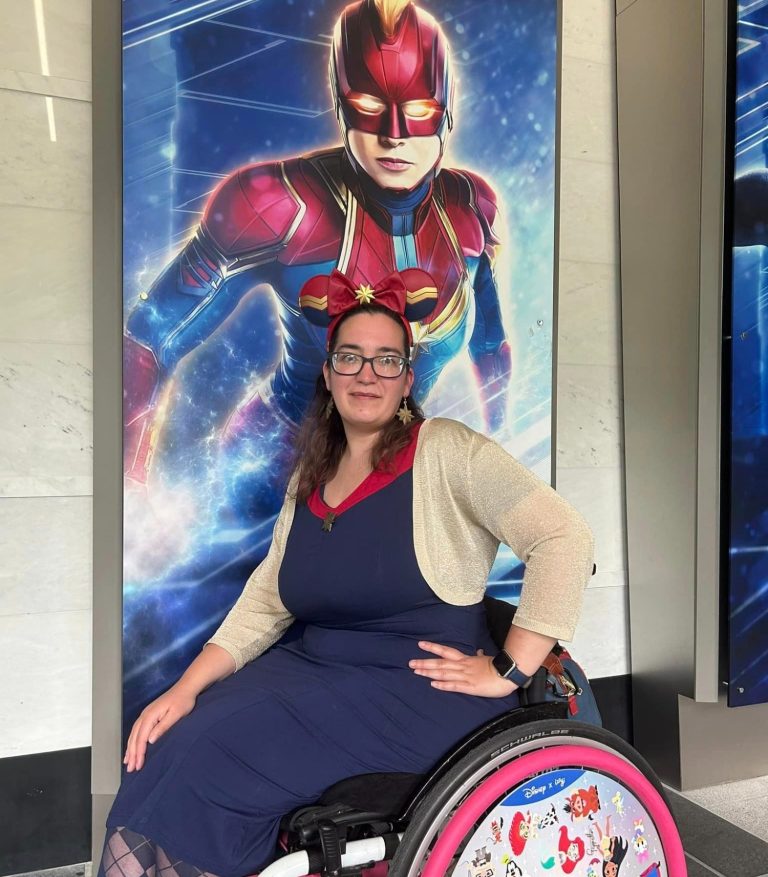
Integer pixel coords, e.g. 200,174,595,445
726,6,768,708
122,0,559,734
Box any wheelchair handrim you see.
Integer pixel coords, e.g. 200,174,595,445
397,730,628,875
421,744,686,877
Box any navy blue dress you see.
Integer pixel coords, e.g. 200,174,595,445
107,467,519,877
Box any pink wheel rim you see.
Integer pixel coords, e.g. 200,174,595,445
421,744,687,877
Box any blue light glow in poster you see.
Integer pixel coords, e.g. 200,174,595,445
727,4,768,707
121,0,559,734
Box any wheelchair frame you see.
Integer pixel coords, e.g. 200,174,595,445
259,701,687,877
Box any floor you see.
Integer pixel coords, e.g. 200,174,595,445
4,777,768,877
680,774,768,845
669,779,768,876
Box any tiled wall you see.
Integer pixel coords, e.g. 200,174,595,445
557,0,628,679
0,0,625,759
0,0,93,758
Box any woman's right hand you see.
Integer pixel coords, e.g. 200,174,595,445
124,684,197,772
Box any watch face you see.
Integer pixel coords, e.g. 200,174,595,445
493,651,516,677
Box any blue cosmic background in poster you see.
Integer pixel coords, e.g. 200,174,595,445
728,5,768,707
122,0,558,733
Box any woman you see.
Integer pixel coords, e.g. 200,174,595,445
100,269,594,877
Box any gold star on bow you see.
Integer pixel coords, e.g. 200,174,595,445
354,284,376,305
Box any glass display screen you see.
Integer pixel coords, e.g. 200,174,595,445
725,2,768,707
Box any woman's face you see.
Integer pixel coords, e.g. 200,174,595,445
323,311,413,433
348,129,441,190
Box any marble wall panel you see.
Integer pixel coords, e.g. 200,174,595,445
0,203,92,346
0,0,95,767
557,260,620,366
569,585,629,678
0,496,91,617
562,0,615,65
38,0,91,84
0,89,91,212
558,157,619,264
0,341,92,497
556,363,623,468
0,608,91,758
585,568,627,592
556,467,627,578
557,5,626,678
0,0,91,83
0,68,91,102
0,2,39,80
560,55,616,164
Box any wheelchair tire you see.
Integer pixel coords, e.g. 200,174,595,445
389,719,685,877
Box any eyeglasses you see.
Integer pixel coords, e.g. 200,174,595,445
328,352,410,378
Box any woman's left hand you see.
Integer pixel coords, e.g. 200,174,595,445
409,641,517,698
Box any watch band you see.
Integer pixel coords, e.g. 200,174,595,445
492,650,532,688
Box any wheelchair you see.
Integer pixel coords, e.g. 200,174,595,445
260,601,687,877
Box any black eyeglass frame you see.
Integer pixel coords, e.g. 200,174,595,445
327,352,411,378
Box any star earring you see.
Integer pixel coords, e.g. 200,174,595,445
396,397,414,425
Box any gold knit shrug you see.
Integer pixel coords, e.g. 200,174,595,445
208,418,595,671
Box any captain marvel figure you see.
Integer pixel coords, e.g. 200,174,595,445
124,0,511,515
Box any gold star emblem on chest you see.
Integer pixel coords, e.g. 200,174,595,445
411,322,433,356
354,284,376,304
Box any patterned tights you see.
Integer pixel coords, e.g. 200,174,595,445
97,826,221,877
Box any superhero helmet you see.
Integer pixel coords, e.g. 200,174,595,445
330,0,455,147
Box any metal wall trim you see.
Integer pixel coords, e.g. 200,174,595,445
694,0,728,703
616,0,706,784
91,0,123,863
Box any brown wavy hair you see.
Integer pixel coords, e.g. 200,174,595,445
291,305,425,503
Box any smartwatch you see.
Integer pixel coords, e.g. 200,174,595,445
492,650,532,688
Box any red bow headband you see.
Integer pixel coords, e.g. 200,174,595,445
298,269,438,347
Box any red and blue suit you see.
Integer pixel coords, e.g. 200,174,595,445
124,0,512,514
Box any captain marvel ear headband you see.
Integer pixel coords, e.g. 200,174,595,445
298,268,438,347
